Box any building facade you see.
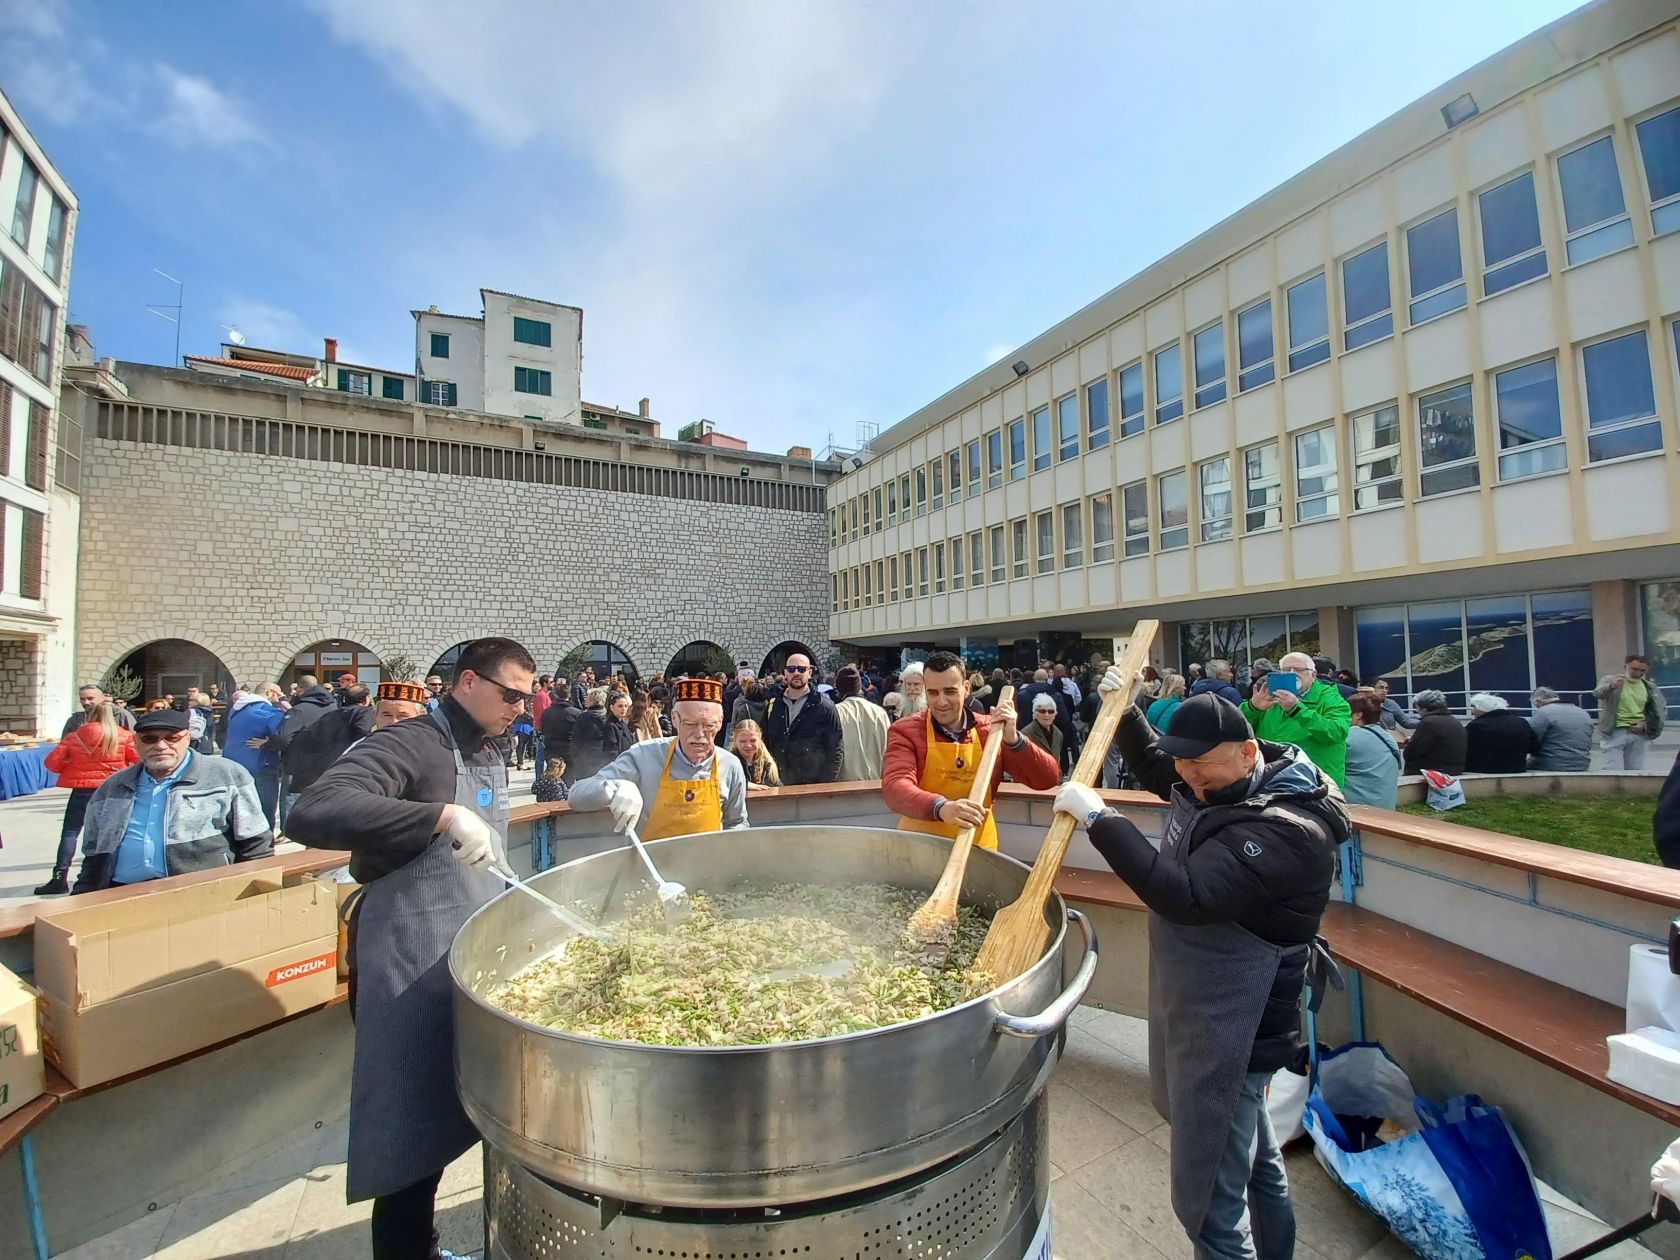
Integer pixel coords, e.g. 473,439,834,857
414,289,583,426
70,362,835,700
0,89,77,733
825,0,1680,712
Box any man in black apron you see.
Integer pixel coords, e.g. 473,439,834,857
289,636,537,1260
1056,682,1345,1260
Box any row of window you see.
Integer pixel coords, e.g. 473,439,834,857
337,368,407,401
831,318,1680,605
832,100,1680,548
378,365,555,407
425,317,554,362
4,130,68,286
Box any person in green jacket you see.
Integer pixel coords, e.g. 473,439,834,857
1240,651,1352,787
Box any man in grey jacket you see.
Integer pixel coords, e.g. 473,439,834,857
1528,687,1594,772
71,707,273,893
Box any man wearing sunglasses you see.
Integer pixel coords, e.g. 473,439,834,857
763,652,843,785
71,706,273,893
288,635,536,1260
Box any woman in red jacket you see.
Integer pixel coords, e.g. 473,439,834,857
35,701,137,895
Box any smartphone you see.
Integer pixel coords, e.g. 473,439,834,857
1267,671,1301,696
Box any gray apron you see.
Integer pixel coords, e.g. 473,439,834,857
1145,791,1285,1240
346,707,509,1202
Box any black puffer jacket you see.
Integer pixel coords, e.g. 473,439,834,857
1091,705,1346,1072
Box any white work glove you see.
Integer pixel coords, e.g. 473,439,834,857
605,779,644,834
1652,1135,1680,1210
1097,666,1126,697
444,807,497,867
1055,783,1107,830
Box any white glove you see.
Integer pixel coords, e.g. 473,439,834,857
444,807,497,867
1652,1135,1680,1209
606,779,644,834
1097,666,1126,696
1055,783,1107,829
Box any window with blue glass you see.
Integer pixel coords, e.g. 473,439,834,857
1406,208,1466,323
1557,135,1634,265
1342,241,1392,350
1031,406,1051,471
1492,357,1563,480
1237,302,1274,391
1153,342,1183,425
1055,394,1079,462
1086,378,1110,450
1478,172,1547,295
515,366,552,395
513,316,552,347
1286,273,1329,370
1118,361,1145,438
430,332,450,359
382,376,405,401
1636,104,1680,236
1192,322,1225,408
1007,419,1025,480
1581,329,1660,462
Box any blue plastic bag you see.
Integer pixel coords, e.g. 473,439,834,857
1303,1043,1551,1260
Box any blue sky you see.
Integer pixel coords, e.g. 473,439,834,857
3,0,1581,454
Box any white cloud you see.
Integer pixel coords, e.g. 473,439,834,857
217,299,317,353
984,344,1014,366
151,64,272,152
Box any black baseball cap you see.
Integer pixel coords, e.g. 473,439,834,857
134,708,190,734
1156,692,1253,758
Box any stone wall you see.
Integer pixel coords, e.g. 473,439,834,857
0,635,43,732
77,435,832,686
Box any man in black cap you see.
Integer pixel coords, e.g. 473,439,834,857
1055,677,1345,1260
72,707,273,892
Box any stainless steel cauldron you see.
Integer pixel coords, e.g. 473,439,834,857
450,825,1095,1209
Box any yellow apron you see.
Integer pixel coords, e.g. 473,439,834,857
642,741,724,840
896,712,999,851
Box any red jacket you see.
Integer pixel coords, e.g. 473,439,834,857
532,688,552,723
882,711,1060,822
44,724,139,789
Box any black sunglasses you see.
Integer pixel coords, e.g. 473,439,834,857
470,672,533,704
784,665,810,673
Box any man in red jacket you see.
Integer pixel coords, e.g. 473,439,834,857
883,650,1059,851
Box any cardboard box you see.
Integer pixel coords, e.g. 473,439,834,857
33,870,337,1088
0,962,44,1122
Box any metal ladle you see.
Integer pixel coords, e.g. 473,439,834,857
490,863,612,941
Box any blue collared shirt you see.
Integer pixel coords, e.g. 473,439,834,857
113,751,193,885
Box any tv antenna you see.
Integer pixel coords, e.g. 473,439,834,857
144,268,183,366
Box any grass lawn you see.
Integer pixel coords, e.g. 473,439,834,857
1396,795,1660,864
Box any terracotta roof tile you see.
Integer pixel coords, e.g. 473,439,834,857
184,355,317,382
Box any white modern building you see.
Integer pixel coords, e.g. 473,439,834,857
414,289,583,426
0,88,77,734
825,0,1680,713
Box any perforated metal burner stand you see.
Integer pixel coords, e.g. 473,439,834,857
485,1092,1050,1260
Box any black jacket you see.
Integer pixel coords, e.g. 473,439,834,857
539,698,581,760
763,690,843,784
1403,712,1467,776
1655,750,1680,868
603,716,634,762
283,704,376,794
1094,705,1345,1072
273,687,336,761
1464,710,1537,775
288,696,496,884
567,707,612,781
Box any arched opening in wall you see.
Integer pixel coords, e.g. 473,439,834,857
106,640,235,709
760,640,817,680
430,642,472,682
288,639,383,691
666,640,733,679
558,641,638,686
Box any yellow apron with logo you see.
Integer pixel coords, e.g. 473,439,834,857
642,742,724,840
896,712,999,851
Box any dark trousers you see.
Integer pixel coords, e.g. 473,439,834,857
370,1170,444,1260
52,787,95,871
254,768,280,832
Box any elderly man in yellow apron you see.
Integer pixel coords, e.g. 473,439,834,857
881,650,1059,849
569,677,750,837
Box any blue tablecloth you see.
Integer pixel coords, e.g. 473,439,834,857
0,743,56,799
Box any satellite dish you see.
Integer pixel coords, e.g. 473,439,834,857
224,326,246,346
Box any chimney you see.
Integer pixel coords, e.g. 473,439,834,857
638,397,651,418
324,337,338,362
786,445,812,460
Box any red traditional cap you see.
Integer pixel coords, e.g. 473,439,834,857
378,680,428,705
673,677,723,706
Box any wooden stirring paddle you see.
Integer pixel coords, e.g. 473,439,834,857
906,685,1015,955
973,623,1159,985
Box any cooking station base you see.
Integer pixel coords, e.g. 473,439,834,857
485,1092,1050,1260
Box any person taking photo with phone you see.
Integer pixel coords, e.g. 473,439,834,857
1240,651,1352,788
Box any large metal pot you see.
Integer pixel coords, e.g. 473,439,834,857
450,825,1095,1208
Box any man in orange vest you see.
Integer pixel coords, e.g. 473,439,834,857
569,676,750,838
882,650,1059,850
